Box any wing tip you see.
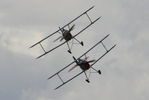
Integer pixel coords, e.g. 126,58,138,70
29,46,33,48
47,77,50,80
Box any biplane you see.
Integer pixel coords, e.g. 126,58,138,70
47,34,116,90
30,6,101,59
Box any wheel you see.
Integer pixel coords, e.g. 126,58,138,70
81,41,84,46
85,79,90,83
98,70,101,74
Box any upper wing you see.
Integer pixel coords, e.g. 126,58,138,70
77,34,110,59
90,44,116,67
72,16,101,39
30,6,95,48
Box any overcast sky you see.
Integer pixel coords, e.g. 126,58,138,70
0,0,149,100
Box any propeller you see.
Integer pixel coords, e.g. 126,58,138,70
68,56,96,72
68,64,78,72
53,25,75,42
84,56,96,63
69,24,75,32
60,36,64,41
68,56,79,72
88,60,96,63
53,36,63,42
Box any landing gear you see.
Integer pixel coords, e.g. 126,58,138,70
74,38,84,46
91,67,101,75
84,72,90,83
67,42,72,54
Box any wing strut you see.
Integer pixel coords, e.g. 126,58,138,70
101,41,108,52
57,74,64,83
86,13,93,23
39,43,46,53
91,44,116,67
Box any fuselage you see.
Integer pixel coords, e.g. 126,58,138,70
62,30,72,41
78,60,90,71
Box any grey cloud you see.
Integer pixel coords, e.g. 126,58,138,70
0,0,149,100
0,0,92,28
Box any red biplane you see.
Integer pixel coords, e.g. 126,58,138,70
30,6,101,59
47,34,116,90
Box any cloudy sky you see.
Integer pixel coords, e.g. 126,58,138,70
0,0,149,100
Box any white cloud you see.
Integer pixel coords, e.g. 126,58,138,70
0,28,45,57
